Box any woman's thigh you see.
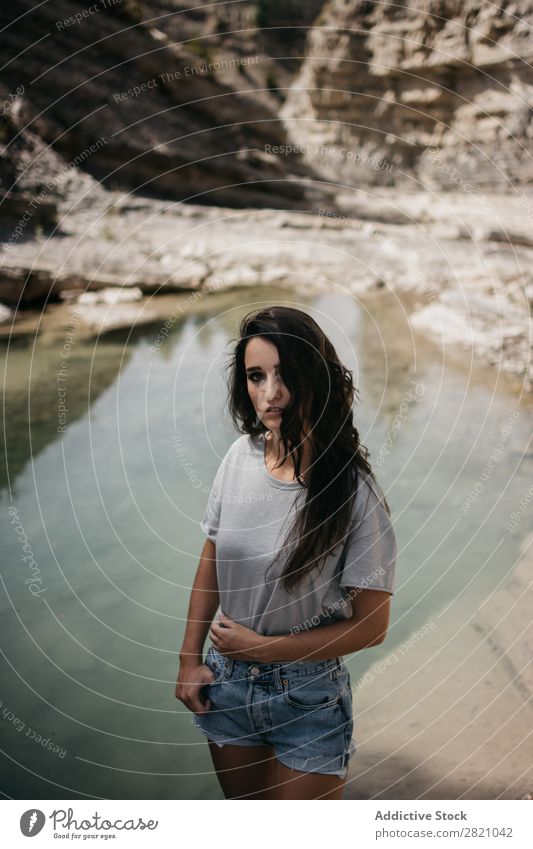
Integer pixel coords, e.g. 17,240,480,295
271,759,347,799
207,740,346,800
207,741,278,799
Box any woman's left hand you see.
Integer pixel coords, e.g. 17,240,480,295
209,612,271,661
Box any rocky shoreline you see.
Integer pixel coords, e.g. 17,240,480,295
1,181,531,391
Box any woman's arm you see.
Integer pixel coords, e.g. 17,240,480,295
261,588,391,662
210,587,391,663
175,538,221,714
179,538,220,666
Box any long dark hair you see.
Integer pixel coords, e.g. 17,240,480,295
224,306,390,593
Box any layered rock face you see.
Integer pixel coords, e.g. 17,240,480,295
0,0,326,224
281,0,533,189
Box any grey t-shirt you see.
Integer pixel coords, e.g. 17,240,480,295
201,433,397,637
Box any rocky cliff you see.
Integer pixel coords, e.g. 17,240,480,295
281,0,533,190
0,0,326,230
2,0,531,234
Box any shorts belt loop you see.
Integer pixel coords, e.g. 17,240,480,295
273,665,284,692
332,657,343,679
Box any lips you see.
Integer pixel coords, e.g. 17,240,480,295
265,407,283,413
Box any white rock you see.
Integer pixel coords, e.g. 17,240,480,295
78,287,143,305
0,303,13,324
409,303,488,347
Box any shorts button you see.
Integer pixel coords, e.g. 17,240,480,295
250,666,260,675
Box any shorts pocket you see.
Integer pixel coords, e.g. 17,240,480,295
281,673,341,711
204,646,229,685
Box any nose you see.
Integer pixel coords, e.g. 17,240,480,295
264,374,282,402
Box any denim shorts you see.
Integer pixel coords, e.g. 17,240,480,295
190,644,357,778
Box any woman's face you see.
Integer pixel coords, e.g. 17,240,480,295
244,337,291,429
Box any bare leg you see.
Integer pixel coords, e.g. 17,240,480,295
270,759,347,799
207,740,278,799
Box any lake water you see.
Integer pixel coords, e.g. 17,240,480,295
1,285,532,799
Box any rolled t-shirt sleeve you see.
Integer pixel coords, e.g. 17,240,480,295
340,476,397,594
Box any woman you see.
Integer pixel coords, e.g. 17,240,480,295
175,306,397,800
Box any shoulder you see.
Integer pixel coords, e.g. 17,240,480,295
218,432,255,466
351,469,391,525
228,432,255,456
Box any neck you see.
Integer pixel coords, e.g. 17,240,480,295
266,429,312,474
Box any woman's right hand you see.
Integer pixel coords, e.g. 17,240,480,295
175,660,216,714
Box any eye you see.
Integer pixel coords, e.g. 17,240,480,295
247,371,285,384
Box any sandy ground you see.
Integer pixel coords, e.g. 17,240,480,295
344,532,533,800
